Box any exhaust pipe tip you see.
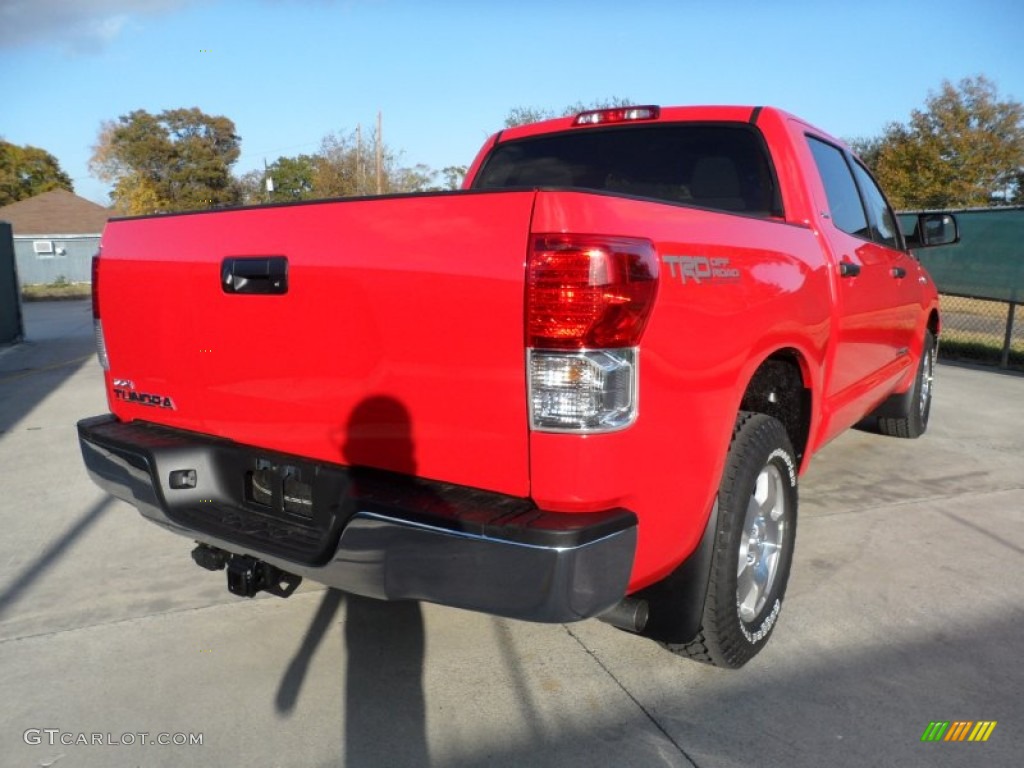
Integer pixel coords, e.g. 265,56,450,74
191,543,228,571
598,596,649,634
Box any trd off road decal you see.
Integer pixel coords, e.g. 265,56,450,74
663,255,741,285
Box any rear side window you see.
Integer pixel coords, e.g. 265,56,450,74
473,124,782,217
807,136,869,238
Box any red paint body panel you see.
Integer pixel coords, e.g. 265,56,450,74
780,115,939,449
528,190,832,588
94,105,939,597
100,192,537,497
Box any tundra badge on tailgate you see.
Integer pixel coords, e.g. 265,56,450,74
111,379,175,409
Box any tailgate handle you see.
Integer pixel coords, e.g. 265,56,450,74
222,257,288,295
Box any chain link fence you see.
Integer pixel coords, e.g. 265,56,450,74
937,294,1022,370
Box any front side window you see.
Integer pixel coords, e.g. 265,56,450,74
850,161,901,250
473,124,783,218
807,136,869,238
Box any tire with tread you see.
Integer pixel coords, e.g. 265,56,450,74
664,412,798,669
877,330,936,439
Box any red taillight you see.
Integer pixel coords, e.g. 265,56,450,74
91,254,100,319
526,235,659,349
573,106,660,126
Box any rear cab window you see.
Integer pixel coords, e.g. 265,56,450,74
472,124,784,218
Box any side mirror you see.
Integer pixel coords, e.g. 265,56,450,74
905,213,959,248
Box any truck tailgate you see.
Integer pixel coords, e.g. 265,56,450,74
98,191,536,497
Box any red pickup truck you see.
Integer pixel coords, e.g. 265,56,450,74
78,105,956,668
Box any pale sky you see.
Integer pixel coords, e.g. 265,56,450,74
2,0,1022,205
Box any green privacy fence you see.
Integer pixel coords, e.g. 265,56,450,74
1,222,25,344
905,206,1024,303
900,207,1023,369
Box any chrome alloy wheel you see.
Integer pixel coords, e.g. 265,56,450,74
920,342,935,421
736,463,788,623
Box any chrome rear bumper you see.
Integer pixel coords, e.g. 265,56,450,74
77,415,637,622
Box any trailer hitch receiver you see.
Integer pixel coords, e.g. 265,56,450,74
191,544,301,598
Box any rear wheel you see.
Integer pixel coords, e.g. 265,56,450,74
664,412,798,668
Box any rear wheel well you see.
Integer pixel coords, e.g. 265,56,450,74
632,353,810,649
738,354,811,464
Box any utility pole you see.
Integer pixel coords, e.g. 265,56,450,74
375,110,383,195
356,124,363,195
263,158,274,202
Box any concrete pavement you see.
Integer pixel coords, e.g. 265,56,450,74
1,300,1021,767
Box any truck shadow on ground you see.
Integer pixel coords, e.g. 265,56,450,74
275,589,428,765
0,300,96,435
275,395,430,765
0,302,110,623
0,496,113,621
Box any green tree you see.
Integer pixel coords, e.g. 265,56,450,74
313,129,388,197
1013,170,1024,204
90,107,241,214
234,168,265,206
846,135,884,171
870,76,1024,208
390,163,469,192
311,128,450,197
439,165,468,190
233,127,469,203
391,163,437,193
504,106,558,128
0,140,74,205
503,96,635,128
266,154,317,201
